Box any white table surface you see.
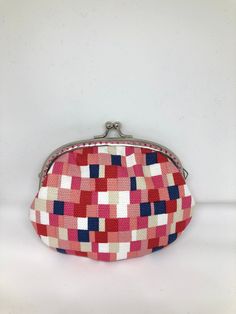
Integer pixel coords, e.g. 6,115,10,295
1,202,236,314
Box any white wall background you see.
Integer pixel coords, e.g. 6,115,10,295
1,0,236,204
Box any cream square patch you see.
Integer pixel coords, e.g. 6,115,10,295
136,228,147,240
143,166,151,177
47,188,58,201
34,198,47,211
136,177,146,189
99,165,105,177
119,191,130,204
109,243,119,253
99,218,105,231
80,242,92,252
167,173,175,186
49,237,58,248
58,228,68,240
109,191,119,204
148,215,158,228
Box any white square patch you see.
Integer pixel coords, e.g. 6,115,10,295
131,230,137,241
184,185,191,196
126,154,136,167
98,192,109,204
80,165,90,178
157,214,168,226
38,187,48,200
40,236,50,246
98,146,108,154
150,164,162,176
77,217,88,230
116,204,128,218
119,242,130,252
40,211,49,225
99,243,109,253
60,175,72,189
30,209,36,222
116,251,128,260
115,146,126,156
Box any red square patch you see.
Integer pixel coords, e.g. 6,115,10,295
95,178,107,191
80,191,92,205
148,238,159,249
74,204,87,217
148,189,160,202
173,172,185,185
105,165,118,178
166,200,177,213
175,220,186,233
118,218,130,231
95,232,108,243
53,162,64,175
37,223,47,236
76,153,88,166
106,218,119,232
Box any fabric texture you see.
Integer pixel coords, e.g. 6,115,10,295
30,144,194,261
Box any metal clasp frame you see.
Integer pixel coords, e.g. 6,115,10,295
94,121,133,139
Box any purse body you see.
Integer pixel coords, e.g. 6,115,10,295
30,122,194,261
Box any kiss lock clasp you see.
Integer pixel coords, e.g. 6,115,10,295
94,121,133,139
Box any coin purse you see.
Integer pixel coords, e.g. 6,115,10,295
30,121,195,261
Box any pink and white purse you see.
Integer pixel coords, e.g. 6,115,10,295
30,121,195,261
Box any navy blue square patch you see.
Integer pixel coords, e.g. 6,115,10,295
111,155,121,166
140,202,151,216
168,186,179,200
154,201,166,214
130,177,137,190
168,233,177,244
90,165,99,178
56,248,67,254
152,246,164,252
88,217,99,231
53,201,64,215
78,230,89,242
146,152,157,165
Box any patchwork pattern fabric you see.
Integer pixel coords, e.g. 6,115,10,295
30,144,194,261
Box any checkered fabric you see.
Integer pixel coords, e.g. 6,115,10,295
30,144,194,261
